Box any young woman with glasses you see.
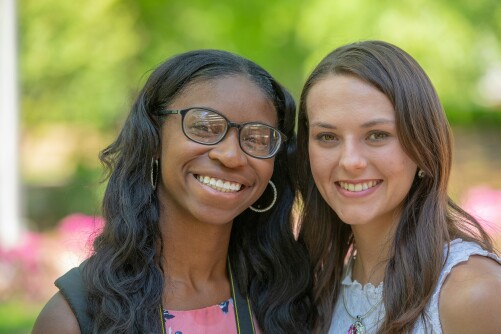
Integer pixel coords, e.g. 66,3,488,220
33,50,311,333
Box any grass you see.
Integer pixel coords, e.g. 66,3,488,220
0,300,44,334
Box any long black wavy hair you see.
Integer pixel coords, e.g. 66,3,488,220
297,40,494,333
83,49,311,333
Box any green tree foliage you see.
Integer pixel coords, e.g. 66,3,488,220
18,0,501,229
20,0,501,128
295,0,501,116
20,0,144,128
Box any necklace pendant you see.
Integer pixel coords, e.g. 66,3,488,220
348,317,365,334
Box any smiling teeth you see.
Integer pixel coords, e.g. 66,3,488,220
339,181,379,192
197,175,242,193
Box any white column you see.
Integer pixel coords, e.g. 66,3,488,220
0,0,21,248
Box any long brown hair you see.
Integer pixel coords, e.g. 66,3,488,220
297,40,494,333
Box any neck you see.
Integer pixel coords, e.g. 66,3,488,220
350,220,396,286
161,217,232,278
159,213,233,309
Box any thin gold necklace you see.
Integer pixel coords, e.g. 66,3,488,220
342,255,383,334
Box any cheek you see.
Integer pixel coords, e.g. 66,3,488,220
389,155,417,189
308,149,338,200
309,145,334,179
160,121,182,153
402,160,418,184
253,159,275,186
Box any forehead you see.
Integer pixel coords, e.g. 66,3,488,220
169,75,278,125
306,74,395,125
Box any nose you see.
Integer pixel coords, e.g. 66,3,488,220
338,140,367,172
208,129,248,168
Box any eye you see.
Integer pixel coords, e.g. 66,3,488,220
242,134,269,147
367,131,389,142
187,121,225,141
316,133,338,142
192,122,210,132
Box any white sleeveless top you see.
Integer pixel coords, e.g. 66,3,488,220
328,239,501,334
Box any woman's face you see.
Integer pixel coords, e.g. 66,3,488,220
158,75,277,225
306,74,417,229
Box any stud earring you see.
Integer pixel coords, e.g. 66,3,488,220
418,169,425,178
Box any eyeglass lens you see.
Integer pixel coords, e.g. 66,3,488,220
182,108,282,158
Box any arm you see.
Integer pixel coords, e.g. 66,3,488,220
439,255,501,333
32,292,81,334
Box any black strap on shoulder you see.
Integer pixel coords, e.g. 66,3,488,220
54,263,92,334
228,261,256,334
58,260,255,334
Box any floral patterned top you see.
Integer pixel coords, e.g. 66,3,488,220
163,298,260,334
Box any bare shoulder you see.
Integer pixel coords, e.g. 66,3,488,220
32,292,81,334
439,255,501,334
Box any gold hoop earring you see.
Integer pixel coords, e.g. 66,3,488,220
249,180,277,213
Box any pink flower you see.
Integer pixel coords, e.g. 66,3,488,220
460,186,501,238
0,232,42,271
57,213,104,257
0,232,46,301
0,214,105,302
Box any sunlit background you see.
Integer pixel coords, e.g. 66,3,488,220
1,0,500,332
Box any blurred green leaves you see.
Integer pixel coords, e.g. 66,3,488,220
295,0,501,116
20,0,143,128
20,0,501,130
18,0,501,229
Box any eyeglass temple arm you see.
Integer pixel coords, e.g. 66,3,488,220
156,110,182,116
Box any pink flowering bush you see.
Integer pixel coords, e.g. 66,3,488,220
460,186,501,246
0,213,104,303
57,213,105,260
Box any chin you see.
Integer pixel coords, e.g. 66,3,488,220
339,216,372,226
194,208,242,225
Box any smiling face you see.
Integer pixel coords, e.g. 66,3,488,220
306,74,417,229
157,75,277,226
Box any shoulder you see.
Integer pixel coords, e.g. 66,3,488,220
439,254,501,333
32,292,81,334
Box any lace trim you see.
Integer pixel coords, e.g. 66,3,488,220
342,262,384,296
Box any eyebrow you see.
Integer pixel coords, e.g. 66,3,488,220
309,118,394,129
309,121,337,129
361,118,395,128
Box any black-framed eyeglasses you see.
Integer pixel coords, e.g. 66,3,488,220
155,107,287,159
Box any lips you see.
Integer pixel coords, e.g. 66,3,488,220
338,180,381,192
195,175,243,193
